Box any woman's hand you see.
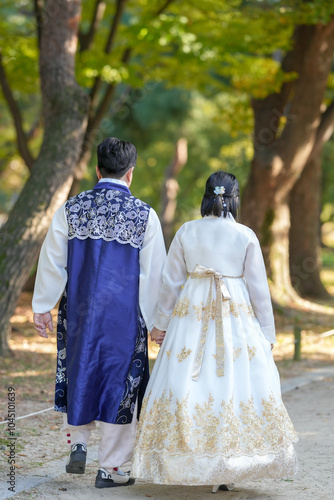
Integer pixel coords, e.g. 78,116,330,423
150,327,166,346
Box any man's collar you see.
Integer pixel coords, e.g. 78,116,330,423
97,178,128,187
94,177,131,194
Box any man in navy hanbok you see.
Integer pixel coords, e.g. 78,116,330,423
32,137,166,488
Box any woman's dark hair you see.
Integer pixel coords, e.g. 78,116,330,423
97,137,137,178
201,171,239,218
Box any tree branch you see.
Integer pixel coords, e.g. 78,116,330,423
27,115,43,141
0,53,34,170
105,0,127,54
86,0,175,152
34,0,44,49
278,18,334,168
161,138,188,247
251,24,303,153
88,0,175,121
308,100,334,161
87,0,128,121
252,81,293,152
87,47,131,133
155,0,175,17
88,0,175,113
252,15,334,165
79,0,106,52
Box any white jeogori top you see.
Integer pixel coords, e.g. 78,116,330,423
154,214,276,344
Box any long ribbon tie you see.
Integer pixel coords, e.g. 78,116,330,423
189,265,241,381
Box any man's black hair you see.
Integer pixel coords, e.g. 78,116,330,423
97,137,137,178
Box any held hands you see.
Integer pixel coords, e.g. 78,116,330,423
33,312,53,338
150,327,166,346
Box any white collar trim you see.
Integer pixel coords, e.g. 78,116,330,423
98,178,127,187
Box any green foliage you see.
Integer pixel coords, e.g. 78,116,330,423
82,84,252,227
75,0,303,96
0,1,39,93
1,0,334,226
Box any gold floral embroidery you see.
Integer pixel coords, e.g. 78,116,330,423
177,347,192,362
233,347,242,361
239,396,266,451
135,391,298,457
212,354,218,360
193,301,213,321
136,390,175,453
168,394,192,453
240,303,255,316
219,397,241,452
192,394,220,452
172,297,190,318
193,301,255,321
193,303,202,321
230,302,239,317
166,350,171,359
261,393,294,448
231,302,255,318
247,346,256,360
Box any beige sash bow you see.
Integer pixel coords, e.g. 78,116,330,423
189,264,243,381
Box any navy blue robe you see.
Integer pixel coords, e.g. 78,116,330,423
54,181,150,426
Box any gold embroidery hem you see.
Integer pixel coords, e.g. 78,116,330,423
135,390,298,458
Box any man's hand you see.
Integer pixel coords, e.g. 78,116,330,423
34,312,53,338
150,327,166,346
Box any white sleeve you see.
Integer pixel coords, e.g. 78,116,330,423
32,204,68,313
243,231,276,343
154,225,188,331
139,208,166,332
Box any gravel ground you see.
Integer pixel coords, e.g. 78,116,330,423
1,367,333,500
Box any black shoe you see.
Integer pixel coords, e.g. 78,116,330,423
65,442,87,474
212,484,235,493
95,467,135,488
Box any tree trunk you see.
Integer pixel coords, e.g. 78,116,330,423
241,159,297,300
289,155,331,299
0,0,88,355
161,138,188,248
241,19,334,302
289,100,334,300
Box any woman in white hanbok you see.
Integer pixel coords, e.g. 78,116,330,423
132,171,298,488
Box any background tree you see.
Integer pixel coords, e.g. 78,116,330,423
289,102,334,299
0,0,333,355
0,0,88,355
241,14,334,302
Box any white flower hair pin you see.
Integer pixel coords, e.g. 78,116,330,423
213,186,225,195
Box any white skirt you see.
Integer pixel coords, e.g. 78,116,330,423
132,274,298,485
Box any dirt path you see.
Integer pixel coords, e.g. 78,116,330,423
1,367,333,500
